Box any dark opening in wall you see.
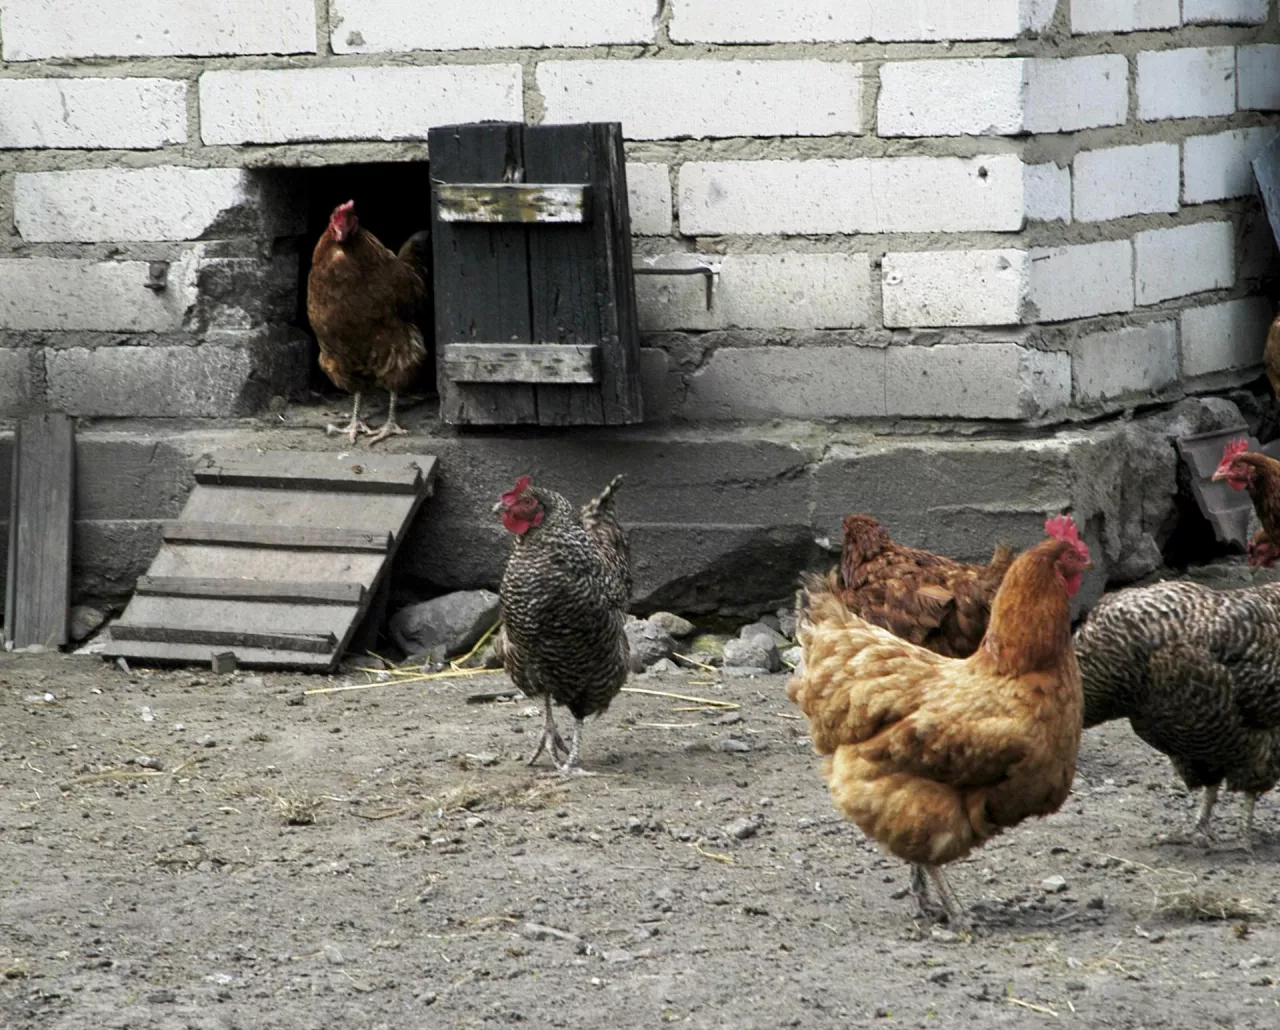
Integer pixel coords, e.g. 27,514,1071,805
291,161,436,400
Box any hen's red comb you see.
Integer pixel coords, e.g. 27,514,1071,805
335,199,355,215
1044,514,1079,543
1221,437,1250,463
500,475,532,504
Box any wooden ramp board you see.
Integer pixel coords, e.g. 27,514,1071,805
102,451,438,671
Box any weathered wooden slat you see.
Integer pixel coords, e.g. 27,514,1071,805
435,183,590,224
162,522,392,552
5,414,74,649
100,638,335,671
111,624,338,654
135,576,366,605
195,452,433,495
442,343,600,384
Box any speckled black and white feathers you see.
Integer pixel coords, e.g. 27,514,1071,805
1074,580,1280,796
499,476,631,722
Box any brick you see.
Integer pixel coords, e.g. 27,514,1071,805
0,0,314,60
1070,322,1178,403
0,78,187,150
1238,45,1280,111
1024,55,1130,133
14,166,305,243
331,0,651,51
0,350,41,415
1183,127,1279,203
881,250,1029,328
1135,222,1234,305
0,256,199,332
1072,143,1179,223
538,60,862,140
627,164,672,236
1028,240,1134,322
678,155,1025,235
637,254,871,331
1137,47,1236,121
1182,0,1268,24
199,66,522,145
1025,163,1072,222
679,346,886,419
1181,297,1274,377
885,344,1070,420
1071,0,1180,32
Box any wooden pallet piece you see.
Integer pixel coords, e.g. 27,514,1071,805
102,451,437,671
4,413,75,649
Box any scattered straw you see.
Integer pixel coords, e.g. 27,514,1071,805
621,687,739,711
692,841,735,865
1008,997,1058,1018
671,652,718,672
276,790,322,826
304,667,490,696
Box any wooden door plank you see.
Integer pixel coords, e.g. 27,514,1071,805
147,546,384,586
100,638,335,671
119,596,355,638
5,414,74,649
195,453,435,495
442,343,600,384
161,522,392,551
435,183,590,224
177,486,417,534
135,576,366,605
110,624,338,654
430,123,538,426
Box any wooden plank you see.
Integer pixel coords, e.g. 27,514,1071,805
596,122,645,425
147,545,384,586
135,576,366,605
111,624,337,654
100,638,335,672
435,183,590,224
5,414,74,649
195,452,433,495
442,343,600,384
179,486,418,536
162,522,392,552
430,123,538,426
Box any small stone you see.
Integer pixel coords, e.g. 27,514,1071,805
775,608,797,639
603,949,633,964
68,605,110,643
781,646,803,669
1086,896,1105,910
139,706,155,723
211,652,237,674
147,989,176,1004
722,637,778,673
716,737,751,754
625,620,678,670
739,621,788,648
1239,955,1267,970
464,816,485,830
390,590,500,664
722,814,763,840
134,755,162,770
323,944,345,966
647,612,695,638
196,735,217,748
642,657,680,676
1041,875,1068,893
464,752,499,767
930,928,960,943
627,817,646,835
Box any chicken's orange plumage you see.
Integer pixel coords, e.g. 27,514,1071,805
1213,439,1280,562
789,515,1090,927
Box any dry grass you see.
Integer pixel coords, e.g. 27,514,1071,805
430,778,567,815
1101,854,1270,923
275,788,323,826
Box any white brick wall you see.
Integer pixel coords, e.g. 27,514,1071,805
0,78,187,149
1181,298,1274,377
1029,240,1135,322
886,344,1070,420
626,164,672,236
881,250,1029,327
1071,0,1180,33
1134,221,1234,305
0,0,315,60
1182,0,1268,24
877,57,1127,138
14,166,304,242
1183,127,1278,203
1137,47,1237,120
681,346,887,419
539,60,862,140
199,66,523,145
0,255,198,332
330,0,652,53
636,254,871,331
1070,322,1179,403
1072,143,1179,223
1238,45,1280,111
678,155,1026,235
1025,164,1072,223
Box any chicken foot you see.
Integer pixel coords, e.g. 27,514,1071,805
556,717,597,777
527,692,569,769
366,391,410,446
923,866,970,930
910,865,949,923
325,392,373,444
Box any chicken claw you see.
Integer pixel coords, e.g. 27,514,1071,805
366,390,410,447
325,392,373,444
528,693,569,769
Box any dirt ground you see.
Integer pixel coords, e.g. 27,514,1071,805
3,652,1280,1030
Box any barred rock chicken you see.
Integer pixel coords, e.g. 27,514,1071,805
494,474,631,774
1213,438,1280,555
1075,580,1280,848
836,514,1015,658
306,200,430,445
789,516,1090,928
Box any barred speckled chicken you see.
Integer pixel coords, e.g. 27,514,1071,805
493,474,631,774
1074,579,1280,846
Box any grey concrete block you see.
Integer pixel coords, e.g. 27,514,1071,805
75,437,196,520
885,343,1071,420
73,520,163,601
0,349,42,416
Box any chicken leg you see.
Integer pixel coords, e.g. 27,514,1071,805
557,717,597,777
924,866,970,930
1241,791,1259,854
366,391,410,446
910,864,948,922
325,391,372,444
528,692,569,769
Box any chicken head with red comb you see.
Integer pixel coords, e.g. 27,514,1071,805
494,475,544,536
328,200,358,243
1044,513,1090,596
1212,438,1256,492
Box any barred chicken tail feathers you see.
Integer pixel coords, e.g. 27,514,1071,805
582,473,625,526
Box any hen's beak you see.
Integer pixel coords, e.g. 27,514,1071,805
1084,562,1094,570
491,500,505,514
1210,469,1226,482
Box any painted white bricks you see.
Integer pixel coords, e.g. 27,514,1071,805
1028,240,1135,322
539,60,862,141
1070,322,1179,403
636,254,871,331
881,250,1029,327
1071,0,1180,33
0,256,199,332
0,78,187,150
1183,127,1278,203
1134,221,1234,305
198,66,523,145
1072,143,1179,222
1181,0,1268,25
678,155,1026,235
626,164,673,236
1137,47,1237,121
0,0,315,61
1181,298,1274,377
1025,164,1072,222
886,344,1071,420
1024,56,1130,133
1238,45,1280,111
330,0,652,52
681,346,887,419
